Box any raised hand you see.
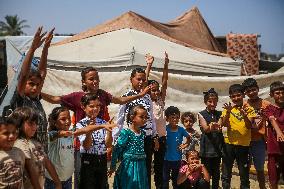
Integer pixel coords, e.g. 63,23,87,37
59,130,73,137
140,85,151,95
43,27,55,49
165,51,169,64
31,26,47,50
145,53,154,65
276,130,284,142
107,168,115,177
223,102,233,113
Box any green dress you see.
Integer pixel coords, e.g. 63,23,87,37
111,128,149,189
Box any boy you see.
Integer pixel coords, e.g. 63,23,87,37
242,78,270,189
6,27,54,153
219,84,256,189
0,116,40,189
263,81,284,189
76,93,113,189
163,106,191,189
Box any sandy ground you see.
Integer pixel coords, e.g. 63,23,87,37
107,166,284,189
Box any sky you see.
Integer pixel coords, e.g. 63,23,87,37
0,0,283,55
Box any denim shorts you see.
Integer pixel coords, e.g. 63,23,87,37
250,139,266,171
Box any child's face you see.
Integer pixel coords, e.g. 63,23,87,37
245,86,259,100
229,92,244,106
205,96,218,111
23,120,37,139
167,114,180,127
82,71,100,92
131,73,146,92
149,83,160,101
24,76,42,98
187,153,200,165
56,110,71,131
183,116,194,129
270,89,284,105
83,99,101,120
132,109,148,127
0,124,18,150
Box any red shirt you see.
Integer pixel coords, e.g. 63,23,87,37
264,104,284,155
61,90,112,122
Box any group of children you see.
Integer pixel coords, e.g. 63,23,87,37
0,27,284,189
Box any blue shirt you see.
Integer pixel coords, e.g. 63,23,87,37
76,117,107,155
164,125,189,161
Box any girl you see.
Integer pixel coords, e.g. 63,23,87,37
108,105,149,189
197,88,224,189
45,106,116,189
145,52,169,189
177,150,210,189
114,67,158,188
11,107,61,189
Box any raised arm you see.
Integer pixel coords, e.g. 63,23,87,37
38,28,54,91
219,103,233,128
17,27,46,95
41,92,62,104
160,52,169,102
145,53,154,82
111,86,150,105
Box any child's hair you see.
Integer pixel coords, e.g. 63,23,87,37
81,67,98,91
203,88,218,102
130,67,145,78
0,116,6,127
229,84,244,95
48,106,69,131
242,78,259,90
270,81,284,94
28,69,43,81
148,80,160,88
126,105,147,125
80,93,100,107
186,150,199,160
181,112,196,124
165,106,180,118
8,107,38,139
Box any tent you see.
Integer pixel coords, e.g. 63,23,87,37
1,7,283,117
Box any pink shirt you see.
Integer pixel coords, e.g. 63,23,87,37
179,164,202,184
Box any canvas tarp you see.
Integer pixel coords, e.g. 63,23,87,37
41,68,284,118
54,7,225,55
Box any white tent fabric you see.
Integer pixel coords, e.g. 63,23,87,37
35,29,241,76
41,68,284,118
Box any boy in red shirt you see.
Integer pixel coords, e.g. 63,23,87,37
263,81,284,189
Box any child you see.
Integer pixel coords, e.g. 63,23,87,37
11,107,61,189
219,84,256,189
177,150,210,189
163,106,191,189
263,81,284,189
0,116,40,189
45,106,117,189
242,78,270,189
145,52,169,189
197,88,224,189
108,105,149,189
7,27,54,153
76,93,113,189
114,67,158,188
181,111,199,153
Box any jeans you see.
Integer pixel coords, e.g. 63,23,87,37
154,136,166,189
221,143,250,189
163,160,181,189
79,153,108,189
201,157,221,189
45,177,72,189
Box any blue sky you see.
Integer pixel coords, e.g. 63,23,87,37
0,0,283,54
